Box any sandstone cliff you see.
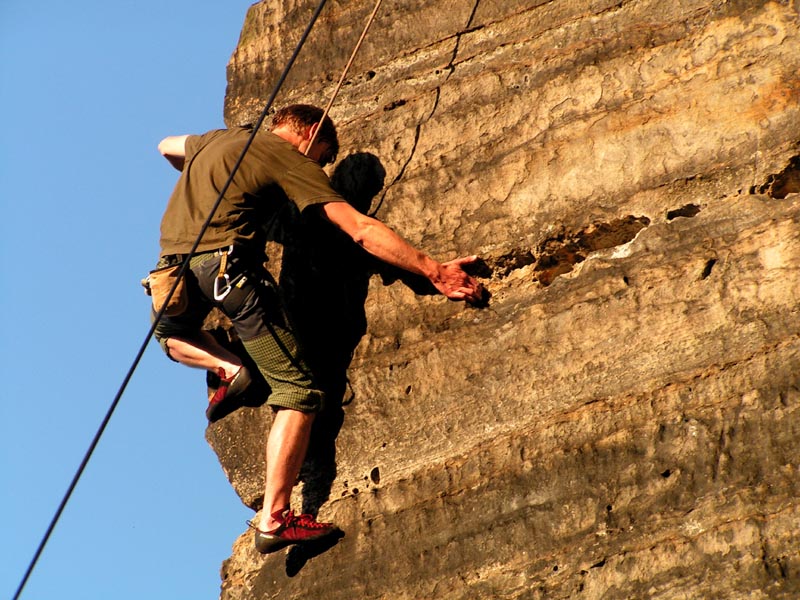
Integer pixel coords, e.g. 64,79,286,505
207,1,800,598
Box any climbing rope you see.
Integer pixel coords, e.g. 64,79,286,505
12,2,331,598
306,0,383,155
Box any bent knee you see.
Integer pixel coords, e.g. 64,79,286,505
155,334,178,362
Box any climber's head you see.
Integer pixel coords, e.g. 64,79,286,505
271,104,339,166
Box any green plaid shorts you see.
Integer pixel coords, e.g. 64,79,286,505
151,250,324,412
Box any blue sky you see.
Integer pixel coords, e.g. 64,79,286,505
1,2,264,598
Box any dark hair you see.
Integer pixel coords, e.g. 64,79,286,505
271,104,339,166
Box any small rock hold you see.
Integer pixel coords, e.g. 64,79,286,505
370,467,381,484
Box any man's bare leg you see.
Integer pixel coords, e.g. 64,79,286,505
166,331,242,378
259,408,315,531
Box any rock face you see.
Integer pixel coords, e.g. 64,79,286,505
208,1,800,598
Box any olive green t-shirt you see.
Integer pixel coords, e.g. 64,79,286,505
159,128,344,256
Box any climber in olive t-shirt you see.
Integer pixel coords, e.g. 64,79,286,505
151,104,483,554
159,126,343,257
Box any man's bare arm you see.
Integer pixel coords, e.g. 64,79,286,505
320,201,483,303
158,135,189,171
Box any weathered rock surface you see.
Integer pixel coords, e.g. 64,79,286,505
208,1,800,598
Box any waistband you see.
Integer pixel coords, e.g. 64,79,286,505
161,245,260,266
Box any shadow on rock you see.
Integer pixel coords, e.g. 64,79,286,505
268,152,386,515
285,529,346,577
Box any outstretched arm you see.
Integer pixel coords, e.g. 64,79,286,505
320,201,483,303
158,135,189,171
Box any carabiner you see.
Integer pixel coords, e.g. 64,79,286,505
214,273,232,301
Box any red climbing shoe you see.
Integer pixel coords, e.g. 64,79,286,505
206,366,251,422
250,509,339,554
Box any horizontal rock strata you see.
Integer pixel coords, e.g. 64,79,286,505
209,1,800,598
